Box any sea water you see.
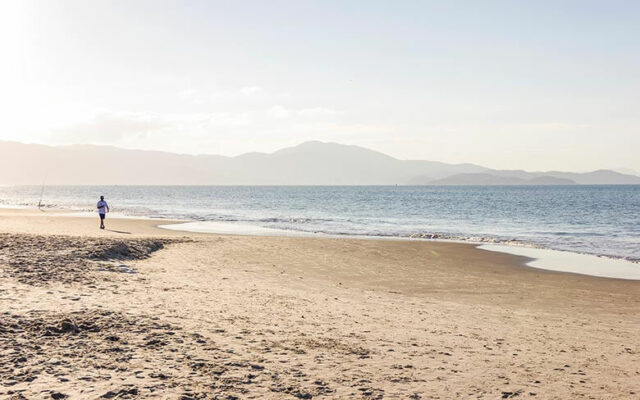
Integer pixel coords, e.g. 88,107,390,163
1,185,638,262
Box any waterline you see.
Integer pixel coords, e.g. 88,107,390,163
479,244,640,280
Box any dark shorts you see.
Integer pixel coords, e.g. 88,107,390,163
99,213,106,220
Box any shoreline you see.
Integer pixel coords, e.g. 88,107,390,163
480,244,640,280
1,195,637,263
2,206,639,280
1,207,639,287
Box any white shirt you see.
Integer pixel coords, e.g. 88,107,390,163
97,200,108,214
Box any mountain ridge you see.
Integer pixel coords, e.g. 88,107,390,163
0,140,638,185
428,173,577,186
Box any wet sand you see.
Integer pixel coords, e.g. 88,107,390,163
0,209,638,399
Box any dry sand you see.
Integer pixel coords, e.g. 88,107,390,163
0,209,638,399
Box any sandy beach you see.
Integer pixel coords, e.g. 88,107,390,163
0,209,638,399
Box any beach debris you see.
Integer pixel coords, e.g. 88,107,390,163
45,318,79,335
501,389,523,398
100,386,139,399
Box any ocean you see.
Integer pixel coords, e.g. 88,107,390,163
1,185,639,262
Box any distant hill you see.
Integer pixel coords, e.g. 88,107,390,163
0,140,638,185
429,173,576,185
614,168,640,176
528,176,576,185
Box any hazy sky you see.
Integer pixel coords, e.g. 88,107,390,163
1,0,639,172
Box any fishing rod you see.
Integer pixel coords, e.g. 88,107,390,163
37,176,47,210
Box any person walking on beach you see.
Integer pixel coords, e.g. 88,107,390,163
97,195,109,229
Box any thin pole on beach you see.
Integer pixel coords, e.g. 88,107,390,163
37,180,46,210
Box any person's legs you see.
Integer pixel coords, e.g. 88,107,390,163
99,213,105,229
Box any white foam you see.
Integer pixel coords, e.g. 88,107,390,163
479,244,640,280
159,221,321,237
0,204,33,209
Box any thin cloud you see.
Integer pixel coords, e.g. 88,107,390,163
52,112,169,143
240,86,263,96
267,105,341,119
49,104,345,151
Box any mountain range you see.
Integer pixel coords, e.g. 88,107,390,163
0,140,638,185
